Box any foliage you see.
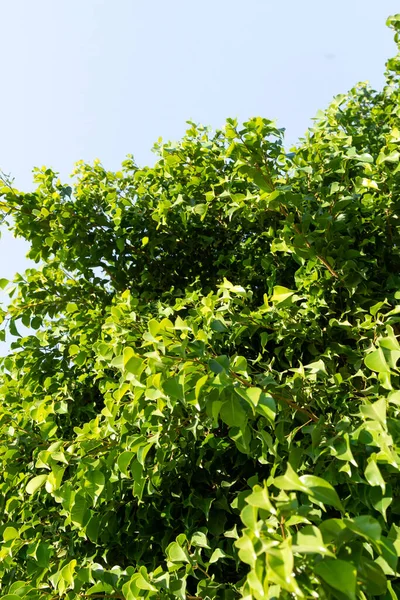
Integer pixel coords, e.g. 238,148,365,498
1,14,400,600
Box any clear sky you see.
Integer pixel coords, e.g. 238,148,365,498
0,0,399,287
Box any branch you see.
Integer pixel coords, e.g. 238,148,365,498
229,370,319,422
281,205,340,280
232,130,340,280
78,595,124,600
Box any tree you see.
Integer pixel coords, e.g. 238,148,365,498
1,14,400,600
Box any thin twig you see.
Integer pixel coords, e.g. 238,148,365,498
280,515,286,540
229,370,319,423
233,128,340,280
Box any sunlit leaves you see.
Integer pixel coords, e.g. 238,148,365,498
1,16,400,599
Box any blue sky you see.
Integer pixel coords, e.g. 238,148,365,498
0,0,399,285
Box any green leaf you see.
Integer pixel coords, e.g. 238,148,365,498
358,558,387,596
195,374,208,400
132,569,158,592
220,397,247,428
240,504,258,530
237,386,262,406
255,393,276,424
331,432,356,465
191,530,210,548
245,483,276,514
71,494,90,527
131,460,145,500
209,548,229,564
117,451,135,476
26,474,47,495
377,151,400,164
388,390,400,405
235,533,257,566
137,442,153,467
60,559,77,588
3,527,19,541
74,350,87,366
166,541,190,563
299,475,344,511
125,356,145,378
273,463,308,493
163,376,184,400
370,487,392,520
365,348,390,373
209,355,230,374
86,515,101,543
84,470,105,499
267,543,302,594
360,397,386,426
69,344,80,356
365,459,386,493
345,516,382,541
66,302,79,313
123,346,135,366
36,542,51,568
9,319,21,337
211,319,228,333
314,559,357,600
271,286,295,304
292,525,333,555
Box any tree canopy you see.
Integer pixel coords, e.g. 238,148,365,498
1,14,400,600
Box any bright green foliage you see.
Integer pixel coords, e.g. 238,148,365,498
1,15,400,600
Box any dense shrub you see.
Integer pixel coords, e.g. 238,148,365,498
1,14,400,600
